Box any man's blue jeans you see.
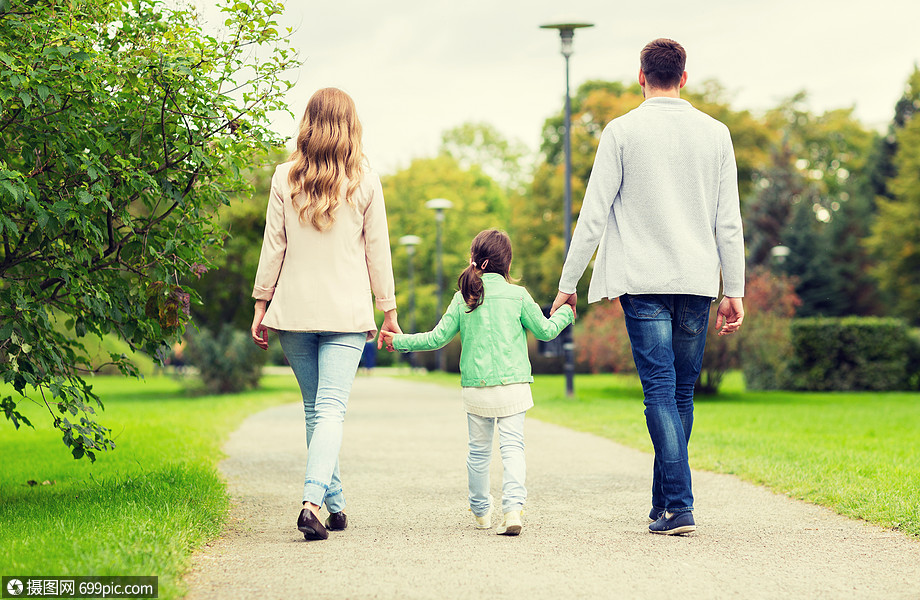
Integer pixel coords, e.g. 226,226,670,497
278,331,366,512
621,294,711,514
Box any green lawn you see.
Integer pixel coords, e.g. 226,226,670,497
0,374,301,599
401,370,920,538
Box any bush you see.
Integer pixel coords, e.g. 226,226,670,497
740,267,801,390
696,300,741,393
789,317,914,391
185,327,266,394
908,329,920,390
573,299,635,374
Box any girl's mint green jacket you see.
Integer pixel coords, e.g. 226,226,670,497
393,273,574,387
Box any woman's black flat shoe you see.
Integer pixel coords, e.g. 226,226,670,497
297,508,328,540
325,511,348,531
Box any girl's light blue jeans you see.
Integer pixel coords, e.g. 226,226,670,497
278,330,366,512
467,411,527,516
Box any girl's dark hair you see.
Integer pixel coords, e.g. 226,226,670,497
458,229,513,312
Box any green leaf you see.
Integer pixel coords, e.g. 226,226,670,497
18,91,31,109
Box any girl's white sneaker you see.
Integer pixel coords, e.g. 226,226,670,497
496,510,522,536
471,495,494,529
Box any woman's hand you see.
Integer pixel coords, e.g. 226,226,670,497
379,330,396,352
378,309,401,351
251,300,269,350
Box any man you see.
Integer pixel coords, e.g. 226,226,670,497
551,38,745,535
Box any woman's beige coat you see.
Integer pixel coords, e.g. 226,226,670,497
252,161,396,340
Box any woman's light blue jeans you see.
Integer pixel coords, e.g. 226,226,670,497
467,411,527,516
621,294,711,515
278,331,366,513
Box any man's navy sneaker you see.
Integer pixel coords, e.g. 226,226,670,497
649,511,696,535
648,508,664,522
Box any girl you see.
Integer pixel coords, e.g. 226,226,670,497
251,88,400,541
380,229,573,535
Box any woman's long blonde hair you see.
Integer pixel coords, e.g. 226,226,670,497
288,88,364,230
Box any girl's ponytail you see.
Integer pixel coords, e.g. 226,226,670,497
458,229,513,313
459,262,485,312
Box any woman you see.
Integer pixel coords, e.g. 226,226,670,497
250,88,399,541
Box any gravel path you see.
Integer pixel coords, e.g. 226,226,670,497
184,375,920,599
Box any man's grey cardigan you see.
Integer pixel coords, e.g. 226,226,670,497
559,97,745,301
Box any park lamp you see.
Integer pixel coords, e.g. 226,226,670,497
425,198,453,371
425,198,453,218
539,21,594,57
771,245,791,265
399,235,421,254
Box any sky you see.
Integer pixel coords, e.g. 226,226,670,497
199,0,920,175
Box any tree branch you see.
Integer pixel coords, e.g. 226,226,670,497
0,107,23,134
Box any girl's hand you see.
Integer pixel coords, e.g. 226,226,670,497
378,309,401,350
379,330,396,352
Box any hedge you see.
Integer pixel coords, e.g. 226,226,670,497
788,317,918,391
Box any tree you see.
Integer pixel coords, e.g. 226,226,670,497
866,67,920,203
749,94,880,317
189,150,288,333
866,80,920,324
440,122,531,196
0,0,295,460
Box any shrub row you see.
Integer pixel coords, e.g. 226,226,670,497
786,317,920,391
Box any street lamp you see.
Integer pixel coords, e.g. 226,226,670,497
399,234,421,369
541,19,593,398
771,245,791,265
426,198,453,371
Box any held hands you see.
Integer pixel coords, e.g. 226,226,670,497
251,300,269,350
379,330,396,352
715,296,744,336
377,309,401,351
551,291,577,319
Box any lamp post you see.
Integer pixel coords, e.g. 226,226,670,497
399,234,421,369
770,245,791,265
425,198,453,371
541,20,593,398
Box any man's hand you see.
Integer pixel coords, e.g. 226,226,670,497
377,309,401,350
715,296,744,336
250,300,269,350
551,291,577,318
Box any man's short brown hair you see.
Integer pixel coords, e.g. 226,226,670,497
640,38,686,89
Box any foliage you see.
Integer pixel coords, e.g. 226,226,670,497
695,299,741,394
743,94,880,318
866,67,920,203
0,0,295,460
573,299,634,375
740,268,801,390
866,69,920,324
0,375,300,597
440,122,532,195
189,150,287,333
184,326,266,394
789,317,915,391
